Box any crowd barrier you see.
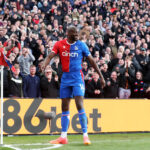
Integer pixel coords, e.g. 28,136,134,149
3,98,150,135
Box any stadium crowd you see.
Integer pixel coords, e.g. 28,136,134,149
0,0,150,99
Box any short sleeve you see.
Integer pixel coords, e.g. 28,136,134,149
52,41,59,54
82,42,91,57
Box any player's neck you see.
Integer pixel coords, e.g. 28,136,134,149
66,39,76,45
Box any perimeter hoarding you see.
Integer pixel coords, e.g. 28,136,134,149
3,98,150,135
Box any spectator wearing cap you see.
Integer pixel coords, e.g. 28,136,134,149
40,66,59,98
23,65,41,98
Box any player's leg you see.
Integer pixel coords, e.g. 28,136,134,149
74,85,91,145
49,86,72,144
61,98,71,139
74,96,87,134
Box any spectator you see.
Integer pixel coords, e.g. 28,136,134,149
82,61,89,76
40,66,59,98
8,64,23,98
101,63,110,81
17,46,35,75
23,65,41,98
104,71,119,98
0,0,150,99
86,72,104,98
130,71,149,98
51,56,62,81
118,56,135,99
136,47,149,72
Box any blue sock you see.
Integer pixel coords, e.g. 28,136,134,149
61,111,70,132
78,109,87,133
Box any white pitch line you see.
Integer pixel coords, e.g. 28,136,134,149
2,139,149,150
4,144,22,150
32,144,62,150
2,143,63,150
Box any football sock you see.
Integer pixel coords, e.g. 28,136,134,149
61,132,67,138
78,109,88,136
61,111,70,138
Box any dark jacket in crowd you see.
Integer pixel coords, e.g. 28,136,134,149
86,79,104,98
118,75,132,90
40,76,59,98
104,79,119,98
8,73,23,97
51,63,63,81
130,79,148,98
4,68,9,97
23,75,41,98
144,61,150,84
101,70,110,81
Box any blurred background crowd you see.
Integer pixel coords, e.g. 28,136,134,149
0,0,150,99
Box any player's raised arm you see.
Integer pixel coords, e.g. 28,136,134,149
87,55,106,88
43,52,56,69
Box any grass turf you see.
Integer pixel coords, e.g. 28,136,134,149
0,133,150,150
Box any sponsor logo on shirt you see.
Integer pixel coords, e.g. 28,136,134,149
62,52,78,57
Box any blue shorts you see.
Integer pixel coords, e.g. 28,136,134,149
60,83,85,98
60,71,85,98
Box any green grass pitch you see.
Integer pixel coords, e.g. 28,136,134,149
1,133,150,150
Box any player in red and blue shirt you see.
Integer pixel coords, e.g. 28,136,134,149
43,26,105,145
52,37,90,98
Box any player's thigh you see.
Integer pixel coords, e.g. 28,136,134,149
60,85,73,98
73,83,85,97
61,98,71,111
